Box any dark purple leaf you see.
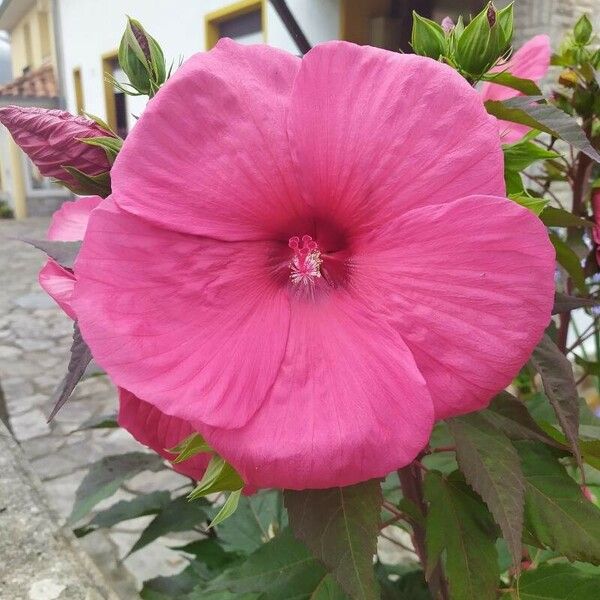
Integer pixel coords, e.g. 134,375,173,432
22,238,81,269
47,323,92,421
530,335,582,472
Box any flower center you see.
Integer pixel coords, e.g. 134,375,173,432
288,235,322,285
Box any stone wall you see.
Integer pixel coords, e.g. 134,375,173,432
513,0,600,48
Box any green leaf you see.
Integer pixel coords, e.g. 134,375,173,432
84,490,171,532
218,490,286,554
61,166,111,197
378,567,432,600
168,433,212,464
484,71,541,95
284,480,382,600
424,471,499,600
205,529,347,599
503,139,560,171
411,12,446,59
129,494,209,555
540,206,593,228
449,413,525,568
574,354,600,377
552,292,599,314
501,564,600,599
141,564,202,600
210,489,243,528
485,97,600,163
510,194,548,215
517,441,600,563
549,232,586,292
73,413,118,431
481,392,559,447
79,135,123,164
574,14,593,45
69,452,164,523
188,456,244,500
170,538,241,572
531,334,582,470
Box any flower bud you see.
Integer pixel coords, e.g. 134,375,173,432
118,17,166,97
574,14,593,46
455,2,512,78
441,16,455,34
0,106,113,195
411,12,446,59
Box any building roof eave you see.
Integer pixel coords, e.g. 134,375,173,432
0,0,38,32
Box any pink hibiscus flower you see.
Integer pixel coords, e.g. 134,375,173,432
39,197,210,480
72,40,555,490
480,34,552,142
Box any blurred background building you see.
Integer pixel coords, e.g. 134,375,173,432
0,0,598,218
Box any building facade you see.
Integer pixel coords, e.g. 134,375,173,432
0,0,69,218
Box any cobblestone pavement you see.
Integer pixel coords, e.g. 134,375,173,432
0,218,193,598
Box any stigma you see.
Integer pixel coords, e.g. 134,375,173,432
288,235,322,285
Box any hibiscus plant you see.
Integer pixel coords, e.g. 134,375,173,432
3,3,600,600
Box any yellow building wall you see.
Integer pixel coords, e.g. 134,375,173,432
10,0,56,76
340,0,392,45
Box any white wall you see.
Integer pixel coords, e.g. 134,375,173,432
56,0,340,126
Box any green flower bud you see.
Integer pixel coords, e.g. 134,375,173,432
574,14,593,45
455,2,511,78
118,17,166,97
411,12,446,59
497,2,514,46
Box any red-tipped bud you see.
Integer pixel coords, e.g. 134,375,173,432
0,106,112,191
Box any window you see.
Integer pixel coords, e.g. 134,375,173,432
73,67,84,115
205,0,265,50
102,52,129,138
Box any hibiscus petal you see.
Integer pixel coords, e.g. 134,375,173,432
111,39,302,241
286,41,505,231
72,198,290,429
352,194,555,420
480,35,551,142
39,260,77,319
47,195,102,241
118,389,210,480
200,293,434,490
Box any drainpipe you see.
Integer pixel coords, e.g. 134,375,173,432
51,0,67,109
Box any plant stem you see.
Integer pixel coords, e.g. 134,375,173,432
398,464,449,600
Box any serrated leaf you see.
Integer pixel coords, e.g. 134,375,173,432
210,489,243,528
218,490,286,554
188,456,244,500
87,491,171,531
531,334,582,470
205,529,347,600
140,563,203,600
69,452,164,523
424,471,499,600
516,441,600,563
48,323,93,421
284,480,382,600
540,207,593,228
485,96,600,162
481,392,558,447
378,567,432,600
449,413,525,568
550,233,586,292
168,433,212,464
552,292,599,314
129,494,209,555
22,238,81,269
501,564,600,600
